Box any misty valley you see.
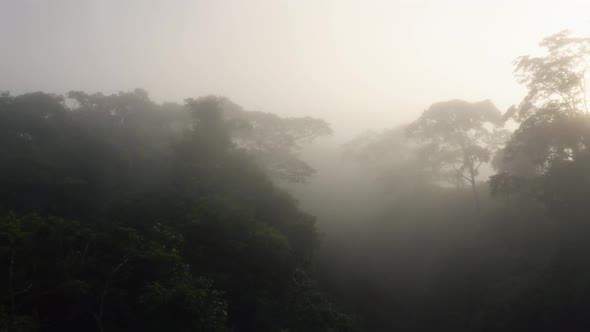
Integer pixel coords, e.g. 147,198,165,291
3,3,590,331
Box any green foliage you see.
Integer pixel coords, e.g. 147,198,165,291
0,90,347,331
0,213,228,332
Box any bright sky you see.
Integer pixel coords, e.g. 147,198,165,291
1,0,590,137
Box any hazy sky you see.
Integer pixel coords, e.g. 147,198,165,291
1,0,590,137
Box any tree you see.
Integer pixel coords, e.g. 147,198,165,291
407,100,505,211
0,90,352,331
499,30,590,175
493,30,590,218
342,126,436,197
208,96,333,183
507,30,590,123
0,214,229,332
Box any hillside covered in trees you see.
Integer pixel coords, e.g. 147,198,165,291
3,7,590,330
0,90,354,331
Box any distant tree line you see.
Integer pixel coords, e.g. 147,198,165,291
323,30,590,331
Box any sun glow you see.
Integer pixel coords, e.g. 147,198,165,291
567,17,590,36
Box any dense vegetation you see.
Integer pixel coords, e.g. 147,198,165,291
0,90,352,331
302,30,590,331
290,32,590,331
4,29,590,332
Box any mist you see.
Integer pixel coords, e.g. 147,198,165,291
4,0,590,137
3,1,590,331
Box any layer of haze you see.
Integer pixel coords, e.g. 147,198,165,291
2,0,590,138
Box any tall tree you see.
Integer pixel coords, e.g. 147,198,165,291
508,30,590,122
407,100,505,211
211,96,333,183
493,30,590,217
499,30,590,176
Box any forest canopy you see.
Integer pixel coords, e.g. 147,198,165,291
0,90,350,331
312,30,590,331
3,26,590,332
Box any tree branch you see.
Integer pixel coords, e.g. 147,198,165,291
95,256,129,332
474,160,484,171
451,163,472,183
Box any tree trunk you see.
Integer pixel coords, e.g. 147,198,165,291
8,250,15,328
468,165,481,212
94,257,128,332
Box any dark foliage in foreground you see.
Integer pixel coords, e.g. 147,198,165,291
0,90,352,331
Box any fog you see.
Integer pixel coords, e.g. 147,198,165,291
3,1,590,331
3,0,590,137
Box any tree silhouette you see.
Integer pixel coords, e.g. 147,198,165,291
407,100,505,211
